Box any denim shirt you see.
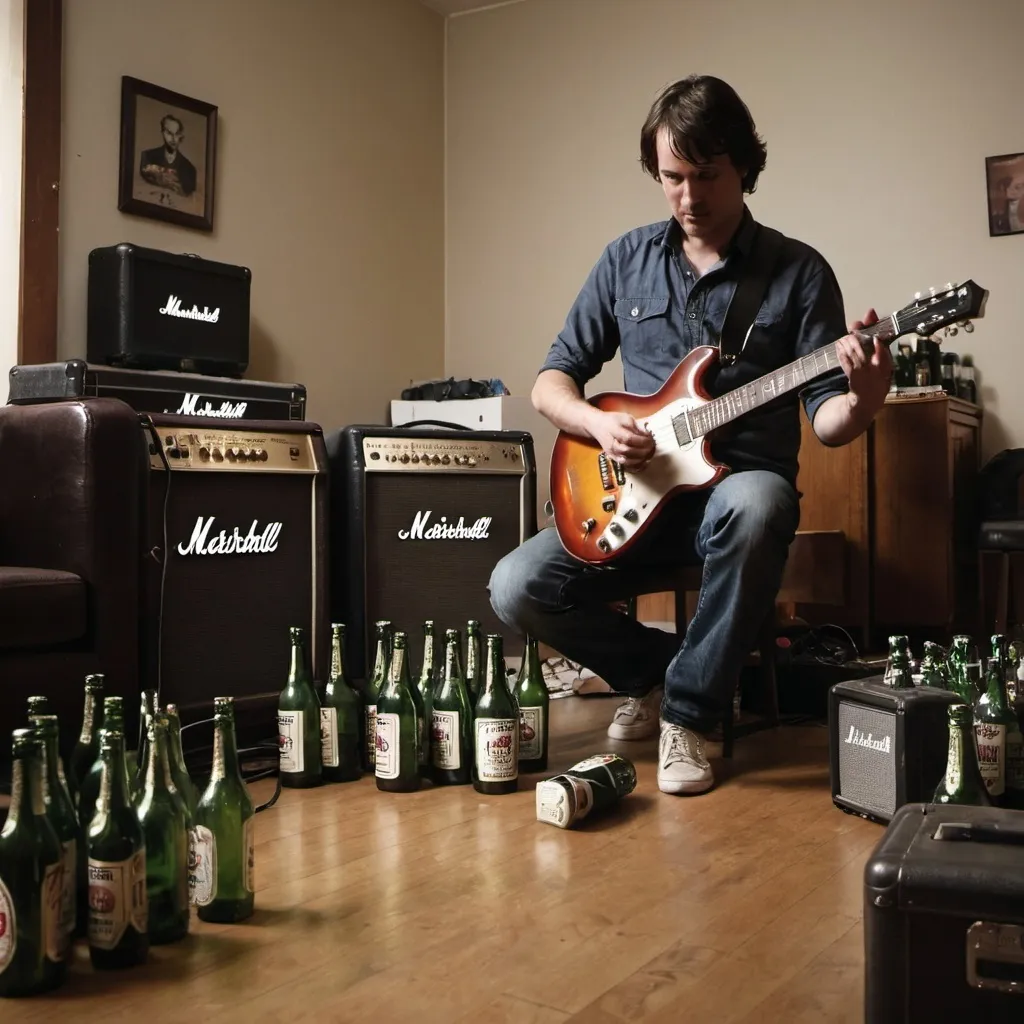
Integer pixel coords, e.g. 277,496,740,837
539,207,850,486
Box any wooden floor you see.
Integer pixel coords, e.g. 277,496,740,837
7,697,883,1023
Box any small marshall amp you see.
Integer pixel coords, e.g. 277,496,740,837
88,242,251,377
829,674,961,825
327,425,537,681
8,360,305,421
139,413,328,742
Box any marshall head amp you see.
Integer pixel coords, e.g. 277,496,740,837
140,413,328,745
88,242,251,377
829,674,961,825
8,360,305,421
327,425,537,681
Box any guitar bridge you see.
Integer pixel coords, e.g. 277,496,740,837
598,452,614,491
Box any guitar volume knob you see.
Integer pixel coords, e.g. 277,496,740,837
581,518,597,534
622,508,639,523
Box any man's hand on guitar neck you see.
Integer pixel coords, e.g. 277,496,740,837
812,307,894,447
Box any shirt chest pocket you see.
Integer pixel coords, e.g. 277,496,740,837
614,296,670,324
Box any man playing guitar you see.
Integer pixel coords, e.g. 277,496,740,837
488,74,893,796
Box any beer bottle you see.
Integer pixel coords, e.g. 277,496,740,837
25,698,71,804
514,634,550,773
0,730,66,997
473,634,519,794
1004,701,1024,810
321,623,362,783
135,714,190,944
134,689,159,791
536,753,638,828
945,635,975,702
374,631,422,793
27,715,78,959
363,620,392,773
431,628,474,785
87,730,149,969
465,620,482,701
933,703,992,806
973,655,1016,801
918,642,949,689
78,696,130,840
278,625,323,788
414,621,436,775
69,673,105,804
164,704,198,821
194,697,255,923
883,635,914,689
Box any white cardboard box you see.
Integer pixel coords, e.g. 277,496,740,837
389,395,557,527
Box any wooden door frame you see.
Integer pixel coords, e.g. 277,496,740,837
19,0,62,366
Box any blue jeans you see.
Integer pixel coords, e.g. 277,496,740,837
488,470,800,735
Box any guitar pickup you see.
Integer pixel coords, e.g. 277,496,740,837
598,452,614,491
613,460,626,486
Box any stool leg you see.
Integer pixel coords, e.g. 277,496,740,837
758,618,780,727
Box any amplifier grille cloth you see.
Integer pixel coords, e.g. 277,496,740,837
837,701,897,818
364,473,525,669
147,471,315,710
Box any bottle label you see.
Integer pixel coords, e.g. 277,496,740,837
321,707,339,768
365,705,377,767
0,880,14,974
189,825,218,907
375,713,400,780
244,816,255,894
278,711,305,773
975,722,1007,797
42,859,65,962
569,754,618,772
475,718,518,782
536,775,593,828
60,839,76,941
519,707,545,760
432,710,461,770
88,849,148,950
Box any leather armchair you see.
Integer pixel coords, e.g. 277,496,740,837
0,398,144,762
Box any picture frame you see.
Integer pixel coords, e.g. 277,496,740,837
118,76,217,232
985,151,1024,238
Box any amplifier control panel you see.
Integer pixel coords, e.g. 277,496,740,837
362,436,527,474
146,425,319,473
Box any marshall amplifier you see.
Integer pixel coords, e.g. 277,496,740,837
139,413,328,745
327,425,537,681
829,674,961,825
88,242,251,377
8,360,305,421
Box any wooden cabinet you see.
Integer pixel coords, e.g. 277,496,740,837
795,394,982,647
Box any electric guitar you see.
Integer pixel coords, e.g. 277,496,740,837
550,280,988,565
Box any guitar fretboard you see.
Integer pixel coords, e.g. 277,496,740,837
674,316,896,442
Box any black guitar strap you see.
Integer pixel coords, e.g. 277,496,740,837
717,224,785,366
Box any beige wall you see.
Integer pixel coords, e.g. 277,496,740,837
446,0,1024,462
0,0,23,407
59,0,445,432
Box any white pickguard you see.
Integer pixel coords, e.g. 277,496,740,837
594,397,713,555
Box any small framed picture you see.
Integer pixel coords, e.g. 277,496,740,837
118,76,217,232
985,151,1024,238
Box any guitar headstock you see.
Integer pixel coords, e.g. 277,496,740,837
895,280,988,341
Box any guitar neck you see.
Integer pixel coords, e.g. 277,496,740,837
682,315,898,438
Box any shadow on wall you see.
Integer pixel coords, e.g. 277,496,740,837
248,318,284,385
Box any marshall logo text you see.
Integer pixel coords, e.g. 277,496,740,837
159,294,221,323
166,394,248,418
397,510,492,541
844,725,891,754
178,516,282,556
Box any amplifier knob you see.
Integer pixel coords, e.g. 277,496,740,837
441,455,451,464
257,449,268,461
247,449,259,461
411,454,420,464
199,446,211,461
400,454,410,464
369,450,380,461
467,457,477,467
212,448,224,462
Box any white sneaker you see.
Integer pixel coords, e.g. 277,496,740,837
606,687,663,740
657,721,714,795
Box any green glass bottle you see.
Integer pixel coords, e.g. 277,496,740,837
374,631,422,793
135,714,189,944
974,655,1017,801
26,699,72,807
87,730,149,970
27,715,78,961
0,731,66,998
933,703,993,806
945,635,976,702
473,634,520,795
363,620,392,773
320,623,362,783
69,673,105,806
431,628,474,786
465,620,482,702
193,697,255,923
514,635,550,773
883,635,914,689
133,689,159,791
278,626,323,788
414,621,436,776
164,704,198,822
918,642,949,689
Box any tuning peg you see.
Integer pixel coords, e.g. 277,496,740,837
914,291,923,300
963,320,974,333
946,326,959,337
945,282,954,291
929,286,937,296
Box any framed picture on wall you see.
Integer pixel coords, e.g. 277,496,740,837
117,76,217,232
985,151,1024,237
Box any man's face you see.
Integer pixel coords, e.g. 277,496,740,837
162,118,184,153
655,128,746,242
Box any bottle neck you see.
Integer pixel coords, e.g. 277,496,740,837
39,730,63,804
419,633,436,685
2,753,44,833
523,636,542,681
443,639,463,685
211,715,241,782
96,735,130,818
384,644,409,697
79,690,102,743
288,640,309,689
143,723,176,794
330,631,345,685
481,643,505,697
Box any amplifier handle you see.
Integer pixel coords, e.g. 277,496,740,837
394,419,474,431
931,820,1024,846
